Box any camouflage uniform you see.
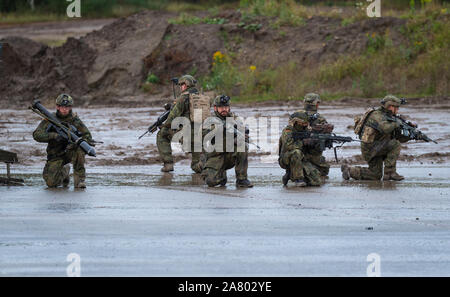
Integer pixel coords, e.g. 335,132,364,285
278,111,323,187
32,94,92,188
202,95,253,188
342,95,404,181
156,75,205,173
300,93,333,177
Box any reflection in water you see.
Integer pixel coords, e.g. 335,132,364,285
45,187,70,192
364,180,399,190
43,187,89,213
157,173,173,186
46,203,85,213
191,173,204,186
380,181,399,190
340,180,399,190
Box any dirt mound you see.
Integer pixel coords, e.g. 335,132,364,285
0,10,409,107
0,10,171,106
81,11,171,103
0,36,95,105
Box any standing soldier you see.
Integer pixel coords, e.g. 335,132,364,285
32,94,92,188
341,95,405,181
278,111,324,187
156,74,209,173
301,93,334,178
202,95,253,188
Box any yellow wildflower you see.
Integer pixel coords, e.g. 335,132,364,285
249,65,256,72
213,51,225,63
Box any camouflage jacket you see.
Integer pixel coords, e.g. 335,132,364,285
163,87,199,128
279,125,306,157
205,111,246,155
362,107,400,143
33,111,92,159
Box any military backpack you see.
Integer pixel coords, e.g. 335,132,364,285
189,92,211,123
354,108,376,139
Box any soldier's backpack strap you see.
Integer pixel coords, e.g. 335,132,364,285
354,107,376,138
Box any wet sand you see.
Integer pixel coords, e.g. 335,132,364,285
1,166,449,276
1,103,448,167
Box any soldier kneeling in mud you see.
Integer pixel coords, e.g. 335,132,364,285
278,111,324,187
33,94,93,188
202,95,253,188
300,93,334,178
341,95,407,181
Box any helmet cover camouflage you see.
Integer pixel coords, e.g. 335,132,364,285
304,93,321,105
178,74,197,88
55,94,73,107
214,95,231,107
381,94,402,108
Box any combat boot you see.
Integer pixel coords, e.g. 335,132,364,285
383,168,404,181
236,179,253,188
219,176,227,186
62,164,70,187
282,169,290,186
74,175,86,189
161,163,174,172
293,179,307,187
341,164,350,180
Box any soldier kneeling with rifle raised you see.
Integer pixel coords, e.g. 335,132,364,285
279,111,324,187
32,94,96,188
342,95,437,181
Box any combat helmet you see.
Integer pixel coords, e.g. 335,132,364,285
380,94,404,108
303,93,321,111
55,94,73,107
178,74,197,88
213,95,231,107
289,111,309,128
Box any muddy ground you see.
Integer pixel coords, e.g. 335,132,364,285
0,101,448,170
1,102,449,276
1,165,449,276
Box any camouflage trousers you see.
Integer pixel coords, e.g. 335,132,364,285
156,126,204,173
349,139,401,180
279,149,323,186
43,148,85,187
202,151,248,187
305,151,330,177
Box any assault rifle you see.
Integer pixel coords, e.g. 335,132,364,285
209,118,261,150
291,131,360,162
224,121,261,150
138,103,172,139
30,100,96,157
386,114,437,144
139,77,180,139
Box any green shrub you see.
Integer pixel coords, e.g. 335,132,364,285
146,73,160,84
